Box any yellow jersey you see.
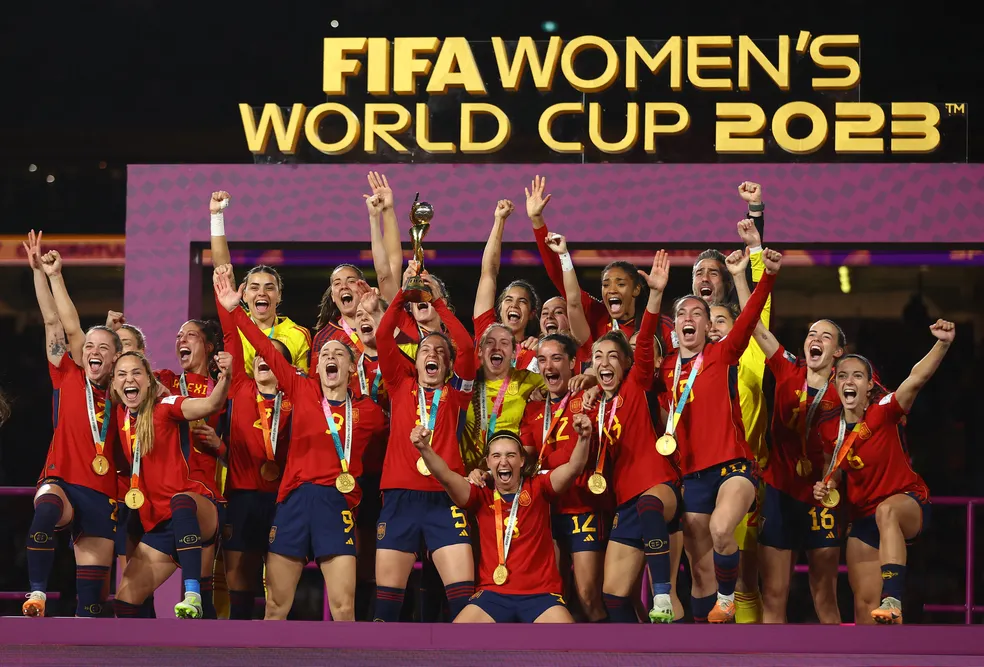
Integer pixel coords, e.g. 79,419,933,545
460,369,544,472
737,251,771,468
239,314,312,376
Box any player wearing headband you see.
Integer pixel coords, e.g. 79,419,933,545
418,426,591,624
815,322,952,624
22,235,121,619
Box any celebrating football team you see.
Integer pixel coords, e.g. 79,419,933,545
18,174,951,626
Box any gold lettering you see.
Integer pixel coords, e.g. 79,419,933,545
538,103,584,153
323,38,367,96
460,103,511,153
560,36,620,93
491,36,563,91
426,37,487,94
240,103,306,154
643,103,690,153
810,35,860,90
891,102,941,154
366,38,391,95
715,103,766,153
415,103,456,153
364,103,412,153
588,103,638,154
834,102,885,153
393,37,441,95
738,35,790,91
304,103,360,155
772,101,828,155
625,37,682,91
688,36,733,90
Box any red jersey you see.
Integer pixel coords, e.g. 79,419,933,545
604,310,680,506
660,273,775,475
465,473,563,595
353,351,388,476
473,308,538,372
117,397,214,532
817,393,929,519
235,308,388,506
519,392,604,514
765,346,841,503
311,319,363,367
42,355,119,498
377,290,476,493
218,305,294,494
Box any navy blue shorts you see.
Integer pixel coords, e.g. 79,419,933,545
45,479,117,543
467,589,566,623
551,511,607,553
610,484,683,549
223,490,277,553
848,493,932,550
268,483,357,561
141,499,220,560
356,475,382,530
759,484,843,551
114,504,146,557
682,459,757,515
376,489,471,554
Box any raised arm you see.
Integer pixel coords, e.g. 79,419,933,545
629,250,669,388
366,191,398,303
377,289,416,384
180,352,232,421
894,320,955,412
25,232,67,366
214,273,248,387
412,424,472,507
366,172,403,291
208,191,232,272
41,250,84,365
549,413,592,494
474,200,513,318
720,249,780,364
428,275,475,382
544,233,592,345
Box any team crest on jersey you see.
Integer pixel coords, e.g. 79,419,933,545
352,408,360,424
519,489,532,507
507,382,520,396
858,422,873,440
282,399,293,411
821,400,835,410
377,522,386,541
268,526,277,544
570,398,583,413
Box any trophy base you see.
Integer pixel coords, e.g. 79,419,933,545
404,278,433,303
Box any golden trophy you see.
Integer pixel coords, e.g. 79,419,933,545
404,193,435,302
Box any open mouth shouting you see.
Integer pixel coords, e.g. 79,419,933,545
253,298,271,315
324,361,340,383
122,385,139,402
681,324,697,341
360,322,374,336
842,385,858,402
598,368,615,385
505,309,522,326
543,320,558,334
543,369,562,391
606,295,624,316
808,342,823,362
87,357,104,374
424,359,440,378
178,347,192,364
340,291,354,308
698,283,713,300
496,466,514,484
488,351,505,372
257,361,271,374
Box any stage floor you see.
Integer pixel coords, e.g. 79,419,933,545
0,619,981,666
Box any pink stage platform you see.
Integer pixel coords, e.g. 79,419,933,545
0,620,982,666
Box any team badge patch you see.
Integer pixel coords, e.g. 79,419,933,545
268,526,277,544
859,422,873,439
222,524,233,542
352,408,360,424
821,400,835,410
377,522,386,541
519,489,532,507
571,398,582,413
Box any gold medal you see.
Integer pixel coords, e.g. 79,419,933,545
260,461,281,482
416,456,431,476
492,564,509,586
655,434,677,456
91,455,110,476
821,488,840,509
796,457,813,478
192,419,206,428
125,488,145,510
587,473,607,495
335,472,356,494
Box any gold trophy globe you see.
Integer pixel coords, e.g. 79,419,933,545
405,193,435,303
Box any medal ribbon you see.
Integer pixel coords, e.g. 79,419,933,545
479,373,512,443
323,395,353,475
493,478,523,570
257,391,283,461
822,412,863,484
797,379,828,464
594,394,619,476
125,413,141,495
357,353,382,404
664,352,703,436
418,387,443,439
85,379,111,458
537,392,571,468
341,318,365,353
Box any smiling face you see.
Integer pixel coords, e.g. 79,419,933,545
539,297,569,336
536,339,574,397
175,321,210,373
317,340,354,391
835,357,873,413
416,334,451,388
498,285,532,337
331,266,361,319
253,339,290,385
113,354,151,409
674,297,709,351
601,266,639,320
83,329,119,385
354,304,378,348
117,327,143,353
245,271,281,321
592,339,627,394
481,326,515,379
693,258,727,304
708,306,735,343
803,320,844,372
486,437,525,494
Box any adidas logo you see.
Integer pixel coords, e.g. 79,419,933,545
459,530,469,537
346,538,354,545
826,531,836,540
583,535,595,542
